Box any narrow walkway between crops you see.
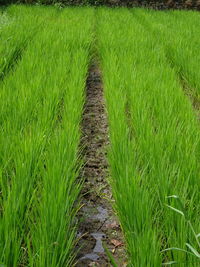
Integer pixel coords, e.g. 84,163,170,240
76,63,125,266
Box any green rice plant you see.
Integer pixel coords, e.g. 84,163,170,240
0,6,94,266
28,9,94,266
161,11,200,101
97,8,162,266
132,8,200,100
162,195,200,265
1,5,199,267
29,47,90,267
97,7,200,266
0,13,63,267
0,5,57,80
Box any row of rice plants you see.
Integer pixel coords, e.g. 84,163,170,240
97,7,200,266
133,8,200,99
0,5,57,80
0,9,65,265
0,7,94,266
28,8,94,267
159,11,200,99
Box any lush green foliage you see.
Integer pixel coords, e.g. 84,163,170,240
97,7,200,266
0,5,47,80
134,8,200,99
0,5,93,266
0,5,199,267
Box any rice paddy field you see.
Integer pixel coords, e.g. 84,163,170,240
0,5,199,267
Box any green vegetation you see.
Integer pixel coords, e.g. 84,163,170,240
0,5,199,267
132,8,200,99
97,7,200,266
0,5,56,80
0,5,93,266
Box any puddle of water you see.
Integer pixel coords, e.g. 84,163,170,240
77,231,82,238
93,206,108,222
78,204,107,263
83,204,108,222
80,253,99,261
91,232,105,253
80,232,105,261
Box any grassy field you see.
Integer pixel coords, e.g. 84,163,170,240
97,8,200,266
0,5,199,267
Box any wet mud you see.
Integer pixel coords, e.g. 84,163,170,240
76,64,125,266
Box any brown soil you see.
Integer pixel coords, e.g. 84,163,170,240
76,63,126,266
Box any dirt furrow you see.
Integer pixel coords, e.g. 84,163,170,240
76,63,125,266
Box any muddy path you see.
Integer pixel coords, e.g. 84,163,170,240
76,63,125,266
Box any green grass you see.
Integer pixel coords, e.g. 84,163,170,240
0,5,58,80
132,8,200,101
0,5,199,267
0,5,94,266
97,7,200,266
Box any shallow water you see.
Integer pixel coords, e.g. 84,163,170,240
80,232,105,261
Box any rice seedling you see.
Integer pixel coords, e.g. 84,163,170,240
28,9,94,266
162,195,200,265
0,12,62,267
132,8,200,99
0,5,57,80
0,5,199,267
97,7,200,266
0,6,94,266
